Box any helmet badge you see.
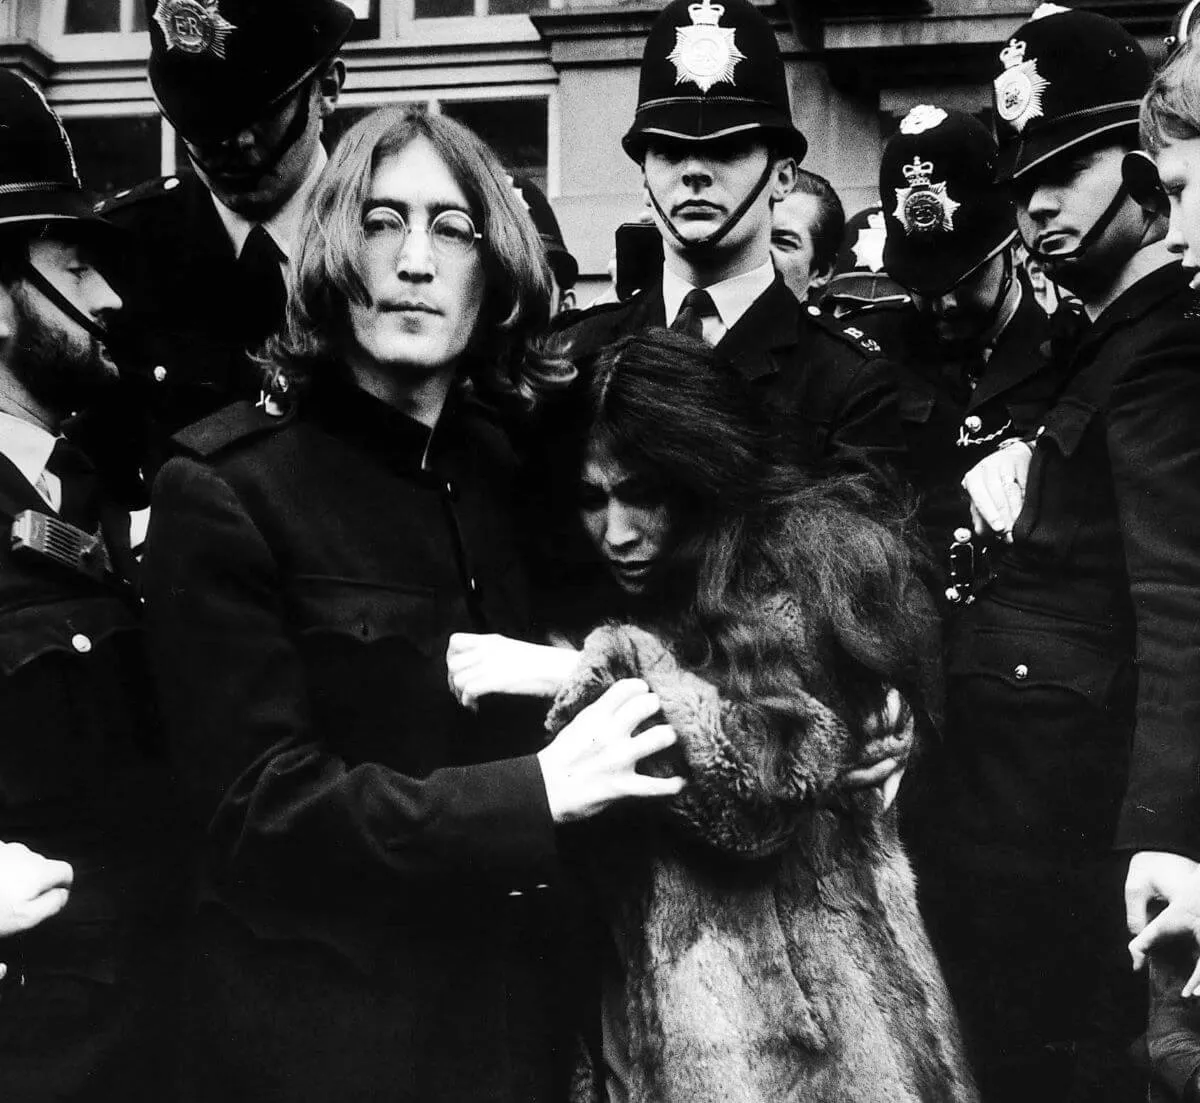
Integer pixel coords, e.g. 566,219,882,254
893,157,960,235
994,39,1049,133
667,0,746,95
154,0,237,60
852,210,888,272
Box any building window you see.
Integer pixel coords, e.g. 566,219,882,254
414,0,544,15
64,0,146,33
442,99,548,193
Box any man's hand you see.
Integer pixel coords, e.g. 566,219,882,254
1130,864,1200,996
1127,850,1200,938
446,633,580,711
0,841,73,938
538,679,685,824
962,441,1033,543
841,687,913,812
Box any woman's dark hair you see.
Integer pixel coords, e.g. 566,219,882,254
263,107,573,410
576,328,934,732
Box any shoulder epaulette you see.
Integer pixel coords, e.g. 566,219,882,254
804,304,887,357
172,397,295,459
95,175,186,216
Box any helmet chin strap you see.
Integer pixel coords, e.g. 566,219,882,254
646,156,775,254
21,261,108,344
975,249,1015,336
1025,179,1130,265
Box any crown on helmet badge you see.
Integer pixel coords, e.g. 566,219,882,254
154,0,237,60
893,157,961,236
667,0,746,94
994,38,1049,133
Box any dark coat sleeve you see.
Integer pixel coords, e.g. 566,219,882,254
826,351,906,476
1110,326,1200,859
142,456,559,903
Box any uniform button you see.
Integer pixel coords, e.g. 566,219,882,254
507,889,524,898
163,176,180,191
1014,663,1028,680
468,577,480,595
444,480,457,500
806,304,821,317
964,415,982,432
152,365,167,383
71,633,92,654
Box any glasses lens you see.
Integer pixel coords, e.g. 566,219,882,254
363,206,407,239
430,210,479,254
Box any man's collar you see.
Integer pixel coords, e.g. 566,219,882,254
661,260,776,331
0,409,57,492
210,144,328,260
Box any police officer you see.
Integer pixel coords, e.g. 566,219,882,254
509,173,581,320
553,0,904,476
915,8,1200,1100
0,70,180,1102
94,0,352,484
820,205,910,316
856,105,1069,591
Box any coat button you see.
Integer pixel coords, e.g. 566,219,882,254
152,365,167,383
444,480,457,500
468,577,480,596
1014,663,1028,680
507,889,524,898
806,304,821,317
964,415,982,432
71,633,92,654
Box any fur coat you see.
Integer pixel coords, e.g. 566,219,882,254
547,620,978,1103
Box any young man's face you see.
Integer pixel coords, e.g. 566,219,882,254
1013,144,1146,293
0,235,123,414
1156,135,1200,288
185,63,342,220
642,134,794,279
346,135,486,389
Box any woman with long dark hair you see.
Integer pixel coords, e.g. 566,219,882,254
449,328,977,1103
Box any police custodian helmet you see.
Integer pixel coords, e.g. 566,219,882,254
622,0,806,163
880,105,1016,297
991,3,1150,181
145,0,353,143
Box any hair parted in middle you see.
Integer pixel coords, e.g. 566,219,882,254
1140,37,1200,154
263,106,573,408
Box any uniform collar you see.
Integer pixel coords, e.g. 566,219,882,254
662,260,776,335
0,409,57,494
210,144,328,261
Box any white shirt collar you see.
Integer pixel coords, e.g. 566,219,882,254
210,144,328,261
662,260,776,336
0,409,56,492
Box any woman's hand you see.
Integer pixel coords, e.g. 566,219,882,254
446,633,581,711
841,688,913,812
538,679,685,824
0,841,73,938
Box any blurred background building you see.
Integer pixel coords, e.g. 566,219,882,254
0,0,1178,301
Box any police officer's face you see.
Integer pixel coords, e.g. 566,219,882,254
771,191,824,301
1013,144,1146,289
909,252,1007,345
0,236,122,416
578,439,671,597
1156,136,1200,288
346,136,485,389
642,136,795,274
184,68,337,219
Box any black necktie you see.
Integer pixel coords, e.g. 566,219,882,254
237,224,288,346
46,437,101,534
671,288,716,342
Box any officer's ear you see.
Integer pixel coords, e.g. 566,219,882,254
769,155,797,204
316,59,346,121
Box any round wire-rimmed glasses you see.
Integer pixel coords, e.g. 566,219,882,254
361,205,483,260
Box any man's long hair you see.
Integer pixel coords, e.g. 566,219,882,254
1141,38,1200,154
263,107,572,409
578,329,935,733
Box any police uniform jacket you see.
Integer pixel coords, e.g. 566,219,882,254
0,453,178,1102
141,370,568,1103
555,275,906,474
927,262,1200,859
852,277,1071,574
94,173,273,481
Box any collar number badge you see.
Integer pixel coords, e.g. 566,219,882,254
668,0,746,94
154,0,237,60
994,39,1049,133
893,157,960,235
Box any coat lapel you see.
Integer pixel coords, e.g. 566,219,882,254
716,277,800,382
968,285,1051,411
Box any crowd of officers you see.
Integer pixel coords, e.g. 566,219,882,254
5,0,1200,1099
